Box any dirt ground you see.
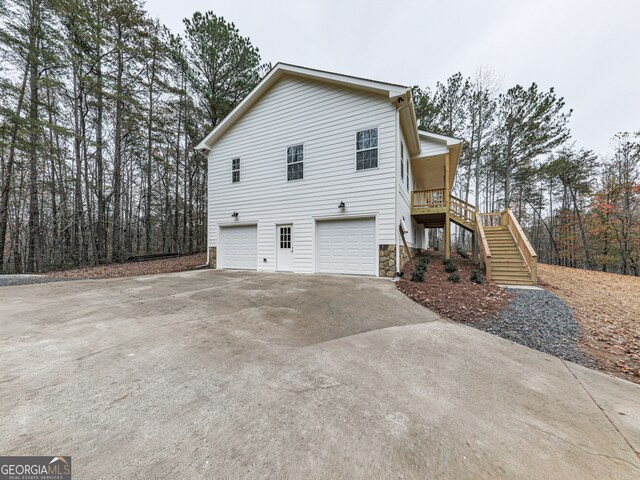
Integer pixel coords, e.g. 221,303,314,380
397,250,512,325
49,253,206,279
539,263,640,384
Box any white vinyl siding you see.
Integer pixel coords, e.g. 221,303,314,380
208,76,396,274
418,137,449,157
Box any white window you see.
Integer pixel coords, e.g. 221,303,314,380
279,226,291,248
231,158,240,183
400,142,404,180
356,128,378,170
287,145,303,181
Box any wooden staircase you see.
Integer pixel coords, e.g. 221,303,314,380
474,209,538,286
411,190,537,286
446,195,537,285
483,226,535,285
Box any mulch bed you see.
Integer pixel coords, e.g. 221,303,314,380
397,250,512,324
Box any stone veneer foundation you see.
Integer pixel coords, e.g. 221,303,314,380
208,247,217,269
400,246,422,271
378,244,397,277
379,244,422,277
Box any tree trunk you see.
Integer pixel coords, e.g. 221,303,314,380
95,37,106,263
569,186,592,269
145,43,156,254
72,61,87,265
0,63,29,272
27,0,42,273
111,29,124,262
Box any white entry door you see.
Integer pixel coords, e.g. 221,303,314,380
219,225,257,270
316,218,376,276
276,225,294,271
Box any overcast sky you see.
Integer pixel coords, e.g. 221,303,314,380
147,0,639,156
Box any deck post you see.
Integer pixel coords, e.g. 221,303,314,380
472,231,478,264
444,213,451,260
444,154,451,260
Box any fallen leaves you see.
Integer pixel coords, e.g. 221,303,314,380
539,263,640,384
48,253,206,279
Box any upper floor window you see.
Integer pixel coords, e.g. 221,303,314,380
400,142,404,180
231,158,240,183
407,158,410,191
287,144,303,181
356,128,378,170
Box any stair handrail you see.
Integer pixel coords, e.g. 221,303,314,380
474,212,492,282
450,195,476,224
450,194,475,211
502,208,537,284
478,212,502,227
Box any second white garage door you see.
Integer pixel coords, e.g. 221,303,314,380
219,225,257,270
316,218,376,276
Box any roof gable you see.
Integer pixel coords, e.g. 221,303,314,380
197,63,413,150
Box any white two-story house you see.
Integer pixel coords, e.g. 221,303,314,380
197,63,464,278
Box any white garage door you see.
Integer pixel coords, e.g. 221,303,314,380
219,225,257,270
316,218,376,276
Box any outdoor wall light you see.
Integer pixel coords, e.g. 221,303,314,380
231,212,239,218
338,201,345,209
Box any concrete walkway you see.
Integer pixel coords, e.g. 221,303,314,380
0,270,638,479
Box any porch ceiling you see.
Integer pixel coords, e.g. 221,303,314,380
411,153,458,190
411,154,445,190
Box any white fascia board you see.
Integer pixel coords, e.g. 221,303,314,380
417,130,462,146
280,63,408,97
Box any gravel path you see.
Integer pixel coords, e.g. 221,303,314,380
483,288,595,368
0,275,75,287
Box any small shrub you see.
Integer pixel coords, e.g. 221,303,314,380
416,258,428,271
444,262,458,273
470,269,485,284
442,258,453,266
411,268,425,282
447,272,460,283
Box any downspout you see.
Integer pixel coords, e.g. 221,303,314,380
200,146,211,267
394,107,401,276
395,97,414,276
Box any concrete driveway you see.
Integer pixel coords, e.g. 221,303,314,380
1,270,639,479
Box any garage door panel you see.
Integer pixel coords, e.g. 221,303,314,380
316,218,376,276
220,225,257,270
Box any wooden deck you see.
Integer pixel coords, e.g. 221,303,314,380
410,188,537,285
